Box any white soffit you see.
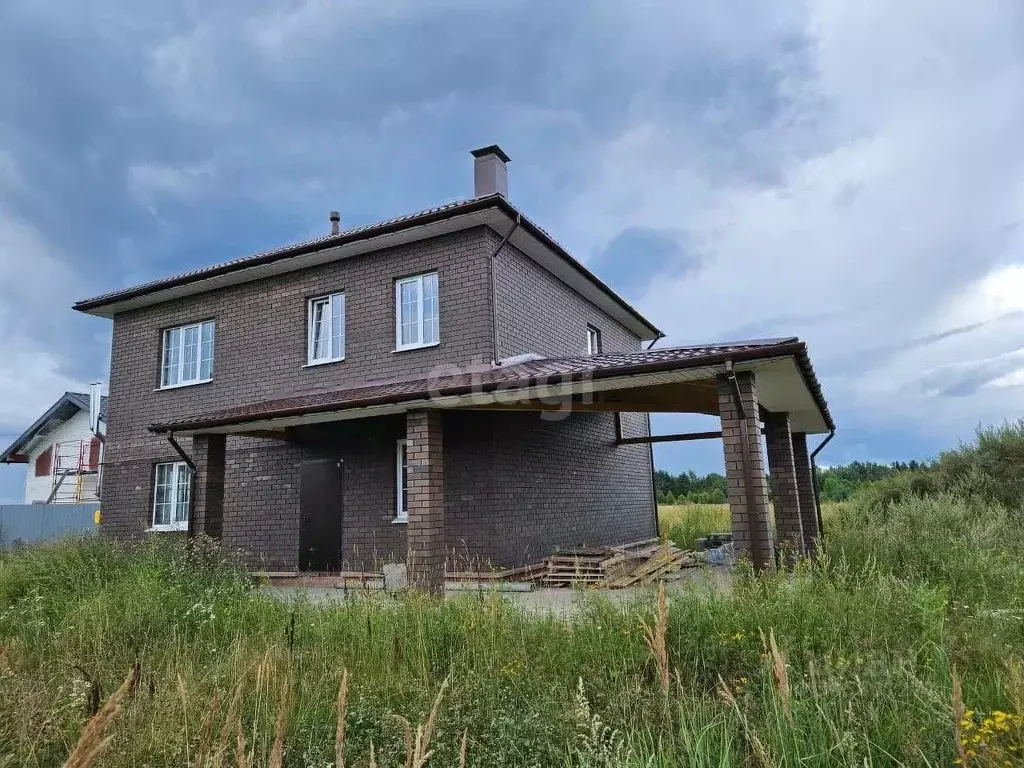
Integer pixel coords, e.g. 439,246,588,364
738,357,828,434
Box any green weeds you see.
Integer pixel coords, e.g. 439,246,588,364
0,492,1021,766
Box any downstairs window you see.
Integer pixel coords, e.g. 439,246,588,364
152,461,191,531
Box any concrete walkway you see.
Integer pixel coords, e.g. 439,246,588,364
261,565,732,618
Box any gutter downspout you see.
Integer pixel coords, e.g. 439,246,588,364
810,428,835,548
724,359,771,571
489,214,522,365
167,432,198,539
644,334,665,537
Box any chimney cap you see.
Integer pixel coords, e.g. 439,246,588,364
328,210,341,221
470,144,511,163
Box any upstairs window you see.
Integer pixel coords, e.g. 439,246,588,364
152,461,190,531
395,272,439,350
307,292,346,365
161,320,215,388
586,325,603,355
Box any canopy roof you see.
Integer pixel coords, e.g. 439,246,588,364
149,338,833,437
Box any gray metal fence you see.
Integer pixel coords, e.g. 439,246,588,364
0,503,99,548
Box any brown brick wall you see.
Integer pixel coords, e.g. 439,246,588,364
791,432,820,555
406,410,444,591
100,224,657,569
717,371,774,570
192,434,225,539
100,409,656,571
103,228,495,466
764,411,804,564
491,234,642,358
444,409,656,568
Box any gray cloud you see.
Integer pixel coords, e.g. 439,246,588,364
0,0,1022,481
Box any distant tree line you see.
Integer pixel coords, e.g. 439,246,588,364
656,459,931,505
817,460,930,501
654,470,728,505
658,421,1024,512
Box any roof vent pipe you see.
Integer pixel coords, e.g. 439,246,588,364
329,211,341,235
471,145,510,198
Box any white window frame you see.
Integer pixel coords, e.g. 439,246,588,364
394,272,440,351
160,320,215,388
151,461,191,532
586,325,602,355
306,292,346,366
394,439,408,523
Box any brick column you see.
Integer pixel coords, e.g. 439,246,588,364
191,434,226,539
791,432,820,556
406,410,445,593
764,412,804,565
717,372,774,571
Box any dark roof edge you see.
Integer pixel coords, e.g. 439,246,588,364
0,392,91,463
72,196,662,338
150,340,833,434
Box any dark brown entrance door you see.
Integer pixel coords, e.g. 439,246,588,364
299,458,343,572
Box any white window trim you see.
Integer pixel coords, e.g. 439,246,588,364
586,325,602,356
160,320,215,389
150,461,190,532
394,272,440,352
393,438,408,523
306,292,346,366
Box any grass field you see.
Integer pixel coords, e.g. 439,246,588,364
1,495,1022,767
658,502,843,550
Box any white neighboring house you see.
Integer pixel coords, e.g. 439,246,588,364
0,391,107,504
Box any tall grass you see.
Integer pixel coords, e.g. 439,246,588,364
659,502,841,550
0,493,1022,766
658,503,730,549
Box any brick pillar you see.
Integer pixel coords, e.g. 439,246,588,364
191,434,226,539
717,372,774,571
406,410,445,593
791,432,820,556
764,412,804,565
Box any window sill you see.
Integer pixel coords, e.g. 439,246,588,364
303,357,345,368
147,524,188,533
392,341,440,353
391,517,408,525
155,379,213,392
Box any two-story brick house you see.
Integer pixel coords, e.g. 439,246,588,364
74,145,834,589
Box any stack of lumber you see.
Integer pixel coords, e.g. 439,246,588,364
538,539,695,588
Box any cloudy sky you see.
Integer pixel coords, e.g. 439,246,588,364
1,0,1023,500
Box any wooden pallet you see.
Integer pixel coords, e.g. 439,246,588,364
538,541,696,588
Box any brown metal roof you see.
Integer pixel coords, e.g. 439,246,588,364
149,339,834,433
72,194,662,338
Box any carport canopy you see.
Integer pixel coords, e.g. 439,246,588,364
151,337,833,582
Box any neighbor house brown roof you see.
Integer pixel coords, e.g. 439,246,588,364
149,338,833,434
73,194,661,338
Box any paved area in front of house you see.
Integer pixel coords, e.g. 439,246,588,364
261,565,732,618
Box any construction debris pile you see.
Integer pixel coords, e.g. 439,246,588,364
535,538,696,588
